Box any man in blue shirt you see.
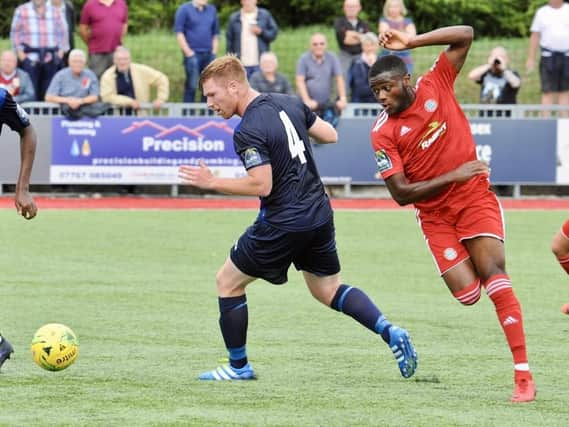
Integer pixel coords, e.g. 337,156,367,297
0,87,39,370
174,0,219,102
178,55,417,381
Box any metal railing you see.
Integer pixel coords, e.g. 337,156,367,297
18,101,568,198
22,101,569,119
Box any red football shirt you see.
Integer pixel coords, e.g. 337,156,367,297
370,52,486,211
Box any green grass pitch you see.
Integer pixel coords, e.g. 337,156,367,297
1,209,568,426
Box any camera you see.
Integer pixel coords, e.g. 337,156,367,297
493,58,501,66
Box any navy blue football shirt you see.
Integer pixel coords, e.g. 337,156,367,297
234,93,333,231
0,88,30,135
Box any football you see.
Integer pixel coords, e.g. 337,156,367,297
30,323,79,371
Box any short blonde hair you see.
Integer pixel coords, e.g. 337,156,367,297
199,55,247,90
383,0,408,17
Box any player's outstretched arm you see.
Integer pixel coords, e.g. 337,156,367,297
308,116,337,144
384,160,488,206
179,160,273,197
380,26,473,73
15,125,37,220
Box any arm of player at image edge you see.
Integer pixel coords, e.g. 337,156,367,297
379,25,474,73
178,160,273,197
384,160,489,206
15,124,38,220
308,116,337,144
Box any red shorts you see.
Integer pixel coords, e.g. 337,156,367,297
416,190,504,275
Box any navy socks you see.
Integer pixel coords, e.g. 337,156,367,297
331,284,392,343
218,295,248,369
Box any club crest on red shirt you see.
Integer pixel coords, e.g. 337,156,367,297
424,99,437,112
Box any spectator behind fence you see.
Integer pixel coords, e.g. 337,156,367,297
45,49,108,120
468,46,521,118
378,0,416,74
527,0,569,117
10,0,68,101
334,0,370,85
100,47,169,112
0,50,36,103
249,52,293,95
79,0,128,79
226,0,279,78
348,32,379,103
174,0,219,102
49,0,75,65
296,33,347,128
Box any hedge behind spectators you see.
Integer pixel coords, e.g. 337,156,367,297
0,0,550,37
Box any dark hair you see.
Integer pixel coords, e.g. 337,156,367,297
369,55,408,80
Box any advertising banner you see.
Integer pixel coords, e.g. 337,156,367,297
557,119,569,184
313,118,558,184
50,117,244,183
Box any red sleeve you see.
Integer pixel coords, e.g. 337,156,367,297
370,119,403,180
423,51,458,93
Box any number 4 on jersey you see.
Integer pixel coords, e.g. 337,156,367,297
279,111,306,164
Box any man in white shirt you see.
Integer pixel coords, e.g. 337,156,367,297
527,0,569,115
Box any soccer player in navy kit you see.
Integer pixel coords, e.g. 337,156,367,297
0,87,39,370
178,55,417,381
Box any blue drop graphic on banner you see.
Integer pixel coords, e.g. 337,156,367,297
70,139,80,157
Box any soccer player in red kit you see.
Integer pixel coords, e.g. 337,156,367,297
551,219,569,276
552,219,569,314
368,26,536,402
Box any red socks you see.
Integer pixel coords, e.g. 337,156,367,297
484,274,531,380
453,279,481,305
556,254,569,274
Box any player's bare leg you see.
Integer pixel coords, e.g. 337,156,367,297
551,219,569,276
551,219,569,314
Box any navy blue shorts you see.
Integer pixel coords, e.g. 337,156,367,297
230,218,341,284
540,51,569,93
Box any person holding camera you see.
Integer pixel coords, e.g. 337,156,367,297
468,46,521,118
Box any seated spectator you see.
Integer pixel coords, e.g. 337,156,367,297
100,46,169,113
468,46,521,117
249,52,293,95
0,50,36,103
348,32,379,103
296,33,347,128
45,49,108,119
